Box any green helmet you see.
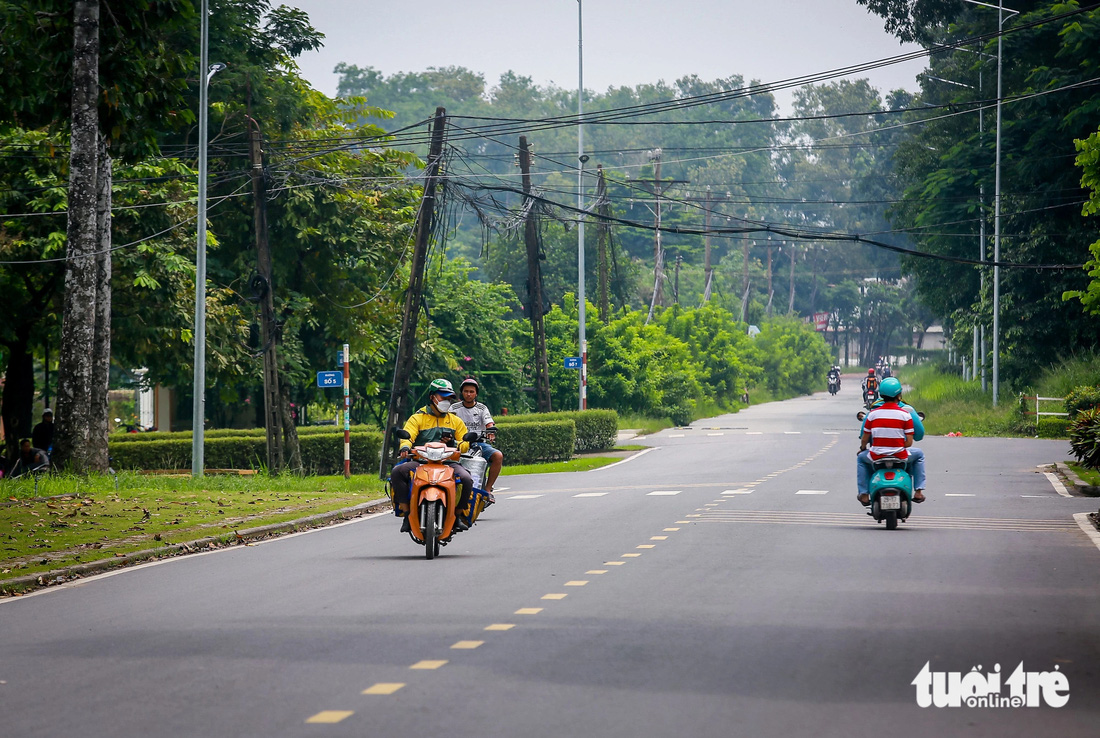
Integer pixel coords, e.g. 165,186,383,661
428,378,456,397
878,377,903,399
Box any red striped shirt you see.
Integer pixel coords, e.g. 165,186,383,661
865,402,913,460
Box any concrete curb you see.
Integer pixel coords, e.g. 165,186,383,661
1,497,393,596
1053,461,1100,497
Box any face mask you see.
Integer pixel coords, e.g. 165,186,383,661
434,399,453,414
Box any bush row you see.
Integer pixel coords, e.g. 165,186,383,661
496,409,617,452
1064,385,1100,418
492,420,576,465
108,425,367,443
109,431,383,476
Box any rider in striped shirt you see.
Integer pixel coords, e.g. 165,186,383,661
857,377,926,505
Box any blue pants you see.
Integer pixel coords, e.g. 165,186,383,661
857,448,925,497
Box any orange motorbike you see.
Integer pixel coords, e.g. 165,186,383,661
394,429,479,559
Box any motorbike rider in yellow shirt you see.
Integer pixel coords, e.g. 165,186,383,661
390,379,475,532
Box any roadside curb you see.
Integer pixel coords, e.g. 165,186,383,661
1052,461,1100,497
0,497,392,597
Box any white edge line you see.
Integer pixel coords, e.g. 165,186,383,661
590,446,659,471
1072,513,1100,553
1042,471,1072,498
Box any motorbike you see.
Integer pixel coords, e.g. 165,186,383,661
828,374,841,396
862,386,879,409
394,428,483,559
856,408,926,530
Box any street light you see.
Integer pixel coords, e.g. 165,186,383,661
961,0,1019,407
576,0,587,410
191,0,225,476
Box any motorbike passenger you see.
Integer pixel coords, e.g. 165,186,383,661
827,366,841,385
857,377,926,506
453,378,503,504
390,378,475,532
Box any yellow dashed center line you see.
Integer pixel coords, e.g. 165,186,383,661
362,683,405,695
636,544,656,549
650,536,668,540
542,593,568,600
410,660,447,670
604,561,626,565
664,527,680,531
565,580,588,586
515,607,543,614
306,710,355,723
587,569,608,574
485,623,515,631
451,640,484,650
675,520,692,524
622,553,642,557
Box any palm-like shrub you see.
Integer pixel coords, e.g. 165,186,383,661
1068,407,1100,468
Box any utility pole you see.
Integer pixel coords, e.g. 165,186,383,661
249,122,284,473
519,136,552,413
668,250,677,303
595,165,611,323
379,107,447,477
702,190,714,303
740,239,751,323
766,242,774,316
645,150,663,324
788,242,796,314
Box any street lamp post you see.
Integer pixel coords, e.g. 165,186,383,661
191,0,225,476
577,0,587,410
961,0,1018,406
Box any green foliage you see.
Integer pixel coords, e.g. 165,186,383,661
1038,417,1072,439
1069,407,1100,469
1064,385,1100,418
491,420,576,465
108,430,382,475
883,2,1100,386
497,409,618,452
753,317,833,396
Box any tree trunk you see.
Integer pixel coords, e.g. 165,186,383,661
87,133,112,472
280,382,303,474
53,0,100,473
1,333,34,463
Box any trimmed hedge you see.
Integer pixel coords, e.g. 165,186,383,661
108,424,373,443
1038,417,1071,439
108,430,383,475
492,420,576,465
497,409,617,452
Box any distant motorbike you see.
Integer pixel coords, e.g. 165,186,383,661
394,428,483,559
862,387,879,409
828,374,841,396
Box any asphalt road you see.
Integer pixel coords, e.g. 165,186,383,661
2,380,1099,737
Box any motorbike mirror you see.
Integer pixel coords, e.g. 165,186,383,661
395,428,411,440
463,431,479,443
856,411,866,422
917,411,926,420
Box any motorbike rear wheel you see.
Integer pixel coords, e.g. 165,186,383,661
422,501,439,559
885,510,898,530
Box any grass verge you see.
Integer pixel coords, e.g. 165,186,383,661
1,453,633,588
1067,462,1100,487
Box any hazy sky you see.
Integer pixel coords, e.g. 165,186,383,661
280,0,927,114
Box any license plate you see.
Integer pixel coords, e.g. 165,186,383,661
880,495,901,510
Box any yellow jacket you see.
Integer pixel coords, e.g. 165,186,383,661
400,406,471,454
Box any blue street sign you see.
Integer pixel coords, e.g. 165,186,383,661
337,350,345,365
564,356,581,369
317,371,344,388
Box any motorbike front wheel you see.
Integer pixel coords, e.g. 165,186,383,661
421,501,440,559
